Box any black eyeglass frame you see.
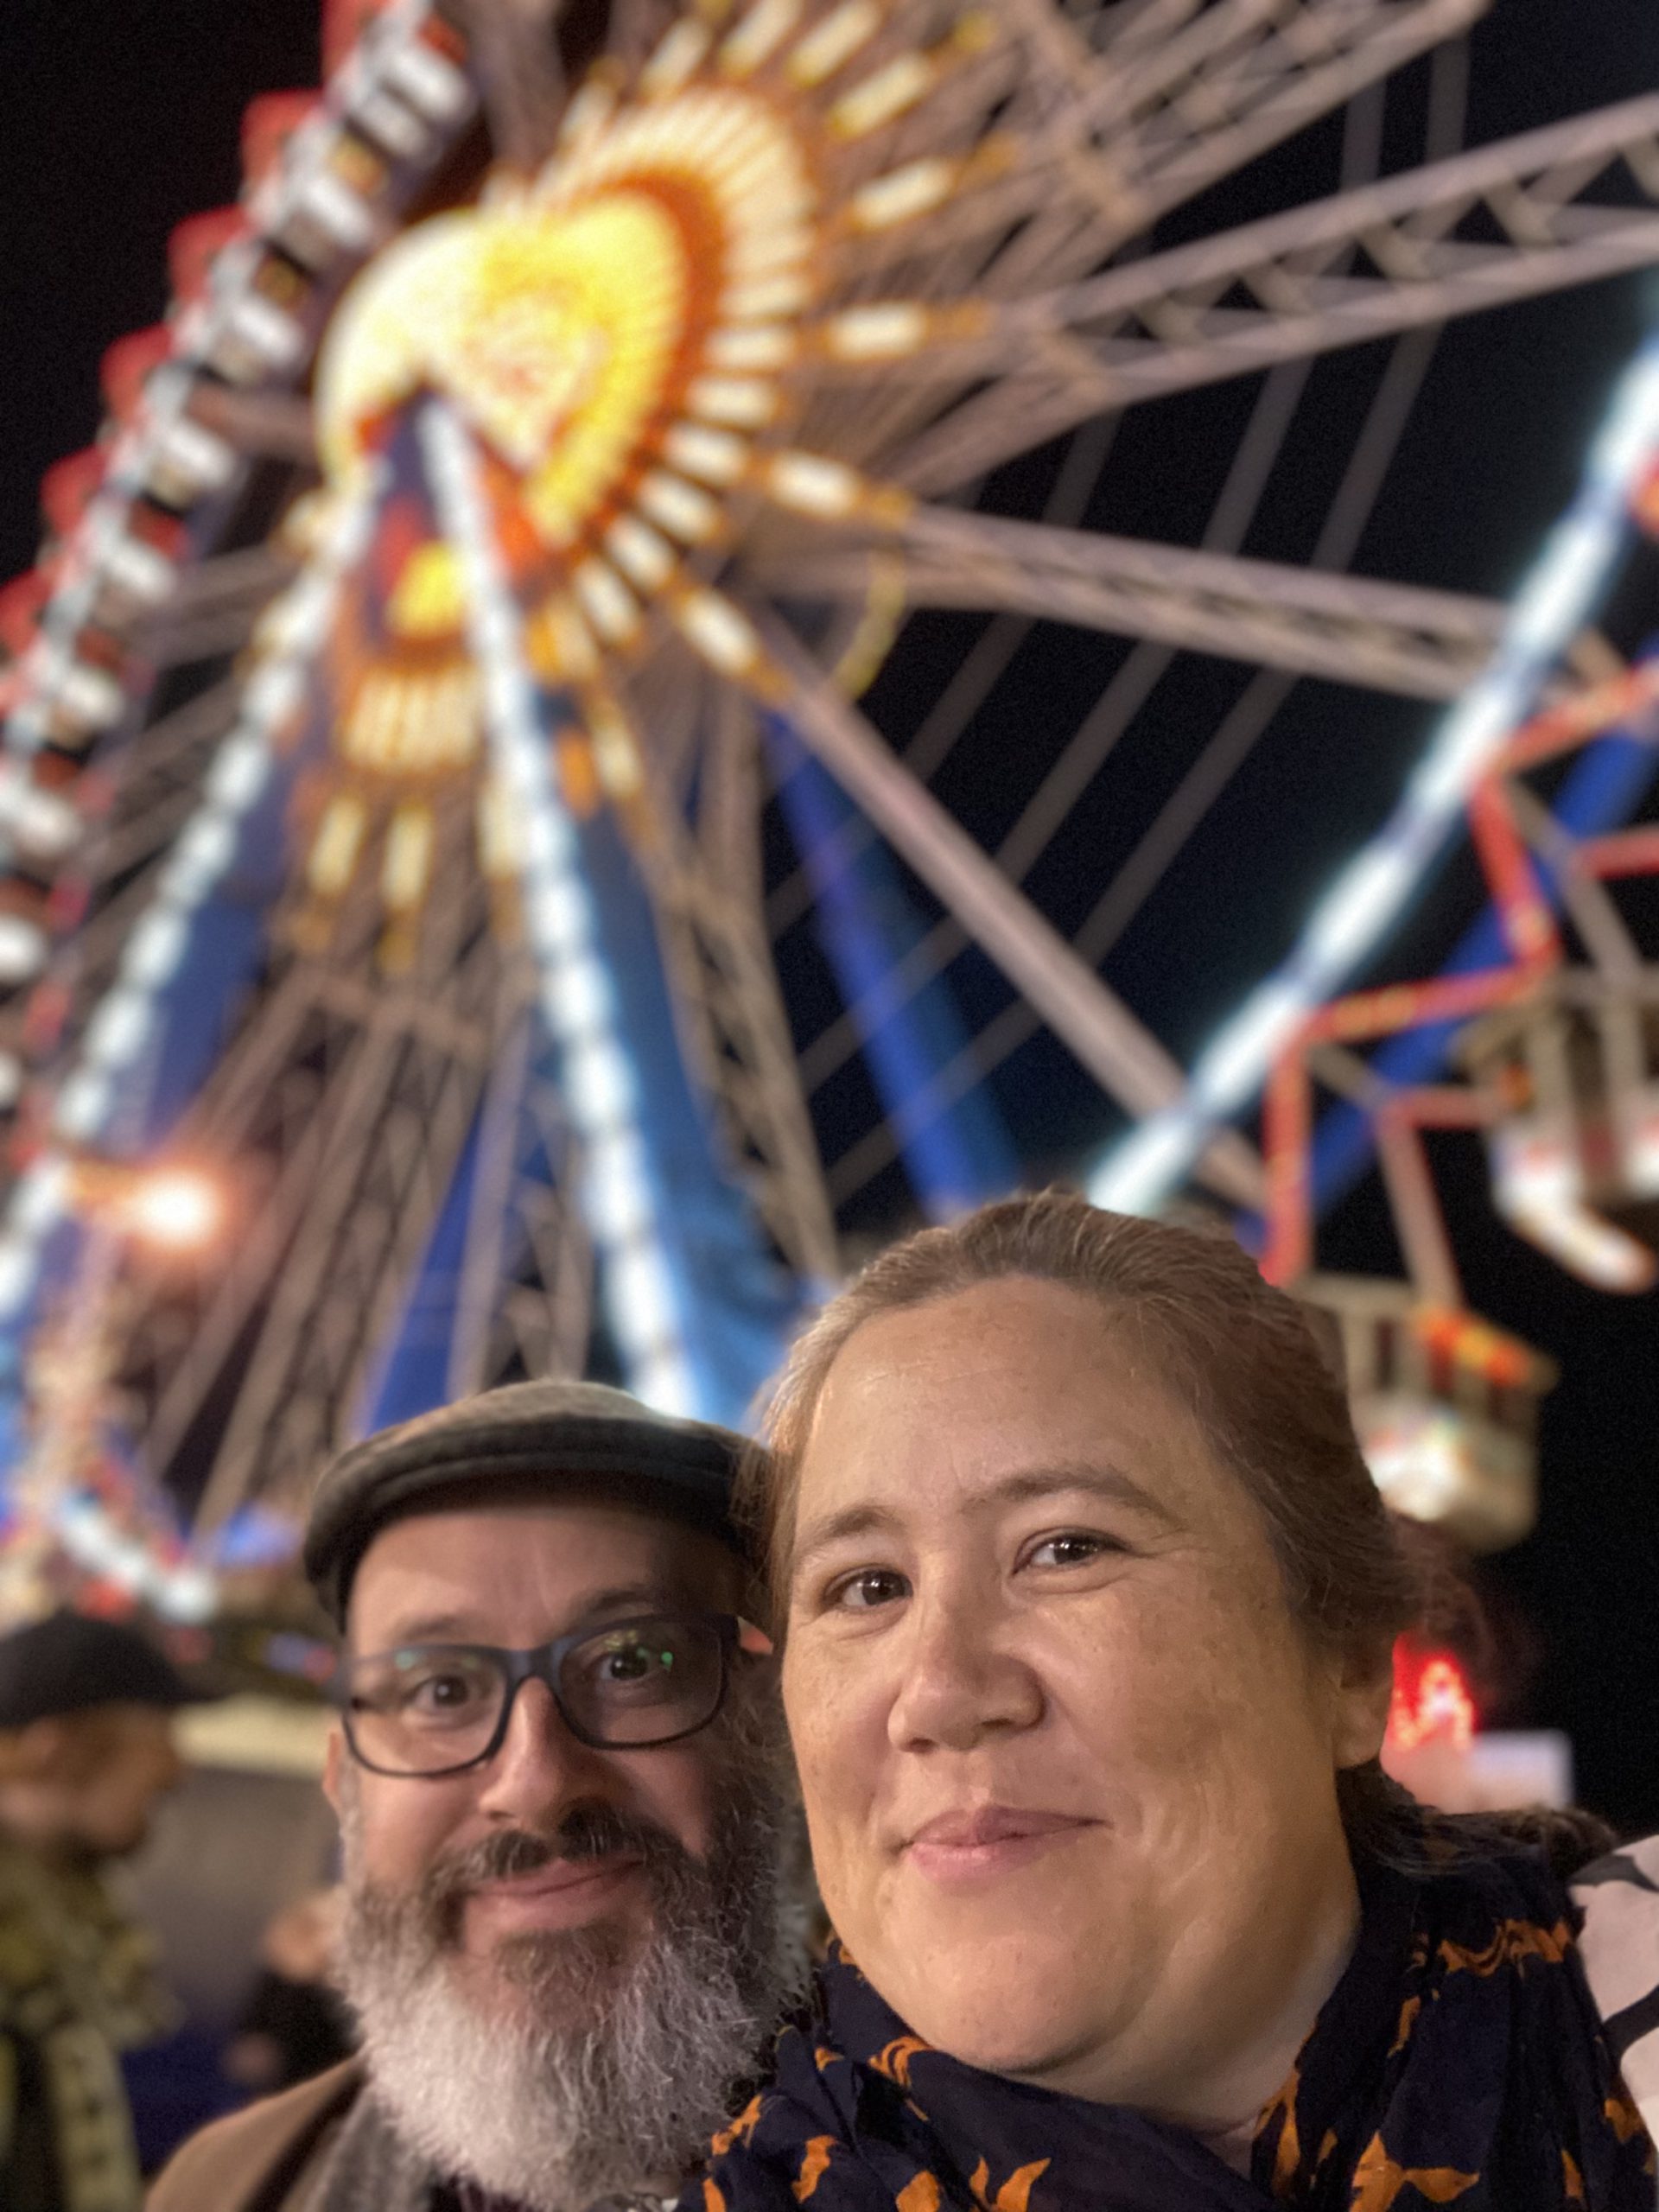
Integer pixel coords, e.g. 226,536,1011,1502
334,1610,763,1778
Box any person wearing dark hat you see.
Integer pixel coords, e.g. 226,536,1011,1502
149,1380,803,2212
0,1609,196,2212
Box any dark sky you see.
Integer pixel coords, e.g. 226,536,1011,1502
1,0,1657,1827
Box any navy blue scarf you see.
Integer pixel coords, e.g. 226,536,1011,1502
696,1843,1653,2211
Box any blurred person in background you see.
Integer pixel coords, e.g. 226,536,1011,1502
149,1379,804,2212
0,1609,195,2212
220,1889,353,2100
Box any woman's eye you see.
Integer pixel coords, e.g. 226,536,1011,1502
1023,1532,1116,1570
826,1567,910,1612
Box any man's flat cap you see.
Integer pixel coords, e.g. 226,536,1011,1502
305,1377,753,1624
0,1610,207,1731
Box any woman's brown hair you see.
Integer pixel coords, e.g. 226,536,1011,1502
741,1188,1430,1863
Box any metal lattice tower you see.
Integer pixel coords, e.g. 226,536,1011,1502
0,0,1656,1580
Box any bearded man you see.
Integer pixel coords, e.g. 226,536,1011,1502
150,1380,801,2212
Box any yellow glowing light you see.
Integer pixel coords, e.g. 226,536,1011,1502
849,156,958,232
664,423,749,485
477,773,524,880
574,559,642,643
674,587,762,677
706,323,797,372
382,804,435,912
298,3,950,945
345,663,479,775
766,450,874,519
640,18,713,95
719,0,804,78
309,792,367,895
721,272,814,321
588,699,645,800
321,190,690,550
387,542,467,638
829,52,937,140
527,597,601,683
606,514,677,592
637,467,723,543
556,76,620,152
786,0,880,88
821,302,933,361
687,374,778,428
115,1169,224,1252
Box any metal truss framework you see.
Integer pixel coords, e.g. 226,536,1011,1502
1262,658,1659,1299
3,0,1659,1535
896,92,1659,487
772,508,1516,701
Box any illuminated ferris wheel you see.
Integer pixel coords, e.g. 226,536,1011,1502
1,0,1657,1596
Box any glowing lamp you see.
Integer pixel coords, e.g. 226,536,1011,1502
111,1167,224,1251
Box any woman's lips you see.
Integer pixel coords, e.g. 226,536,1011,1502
464,1852,647,1935
902,1805,1096,1884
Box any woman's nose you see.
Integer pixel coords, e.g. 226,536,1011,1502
886,1593,1043,1752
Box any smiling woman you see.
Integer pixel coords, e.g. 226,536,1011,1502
696,1192,1656,2211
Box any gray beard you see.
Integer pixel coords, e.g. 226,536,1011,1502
332,1730,804,2212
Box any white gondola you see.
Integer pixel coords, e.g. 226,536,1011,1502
1300,1274,1557,1552
1459,970,1659,1292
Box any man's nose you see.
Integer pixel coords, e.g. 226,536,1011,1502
472,1675,620,1823
887,1590,1044,1754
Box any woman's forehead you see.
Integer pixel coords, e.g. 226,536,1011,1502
797,1279,1227,1524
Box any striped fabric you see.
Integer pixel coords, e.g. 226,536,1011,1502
1575,1838,1659,2146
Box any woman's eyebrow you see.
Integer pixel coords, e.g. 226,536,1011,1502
790,1502,904,1577
979,1461,1179,1528
789,1463,1175,1579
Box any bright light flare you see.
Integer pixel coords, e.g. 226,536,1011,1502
114,1167,225,1251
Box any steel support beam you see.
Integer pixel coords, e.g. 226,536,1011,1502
895,95,1659,490
759,612,1265,1208
767,506,1508,699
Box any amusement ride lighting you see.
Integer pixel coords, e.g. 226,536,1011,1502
0,476,381,1325
423,400,700,1419
1090,332,1659,1219
111,1166,224,1252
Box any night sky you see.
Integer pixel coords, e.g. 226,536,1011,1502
1,0,1657,1827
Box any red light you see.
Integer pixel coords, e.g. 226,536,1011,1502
1387,1637,1476,1753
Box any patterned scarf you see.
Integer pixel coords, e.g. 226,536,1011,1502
696,1843,1655,2212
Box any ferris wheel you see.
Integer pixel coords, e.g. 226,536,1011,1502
0,0,1656,1595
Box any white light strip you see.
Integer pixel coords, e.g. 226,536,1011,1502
1090,334,1659,1217
0,0,473,772
420,404,700,1417
0,478,380,1328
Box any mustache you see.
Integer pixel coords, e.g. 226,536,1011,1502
421,1802,692,1942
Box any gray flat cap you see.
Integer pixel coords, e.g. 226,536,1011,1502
304,1378,752,1624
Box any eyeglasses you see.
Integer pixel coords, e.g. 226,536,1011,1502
334,1612,769,1778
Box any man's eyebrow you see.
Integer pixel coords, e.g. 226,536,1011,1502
370,1581,682,1649
789,1462,1176,1578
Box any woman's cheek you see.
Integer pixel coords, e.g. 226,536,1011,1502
785,1636,880,1810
